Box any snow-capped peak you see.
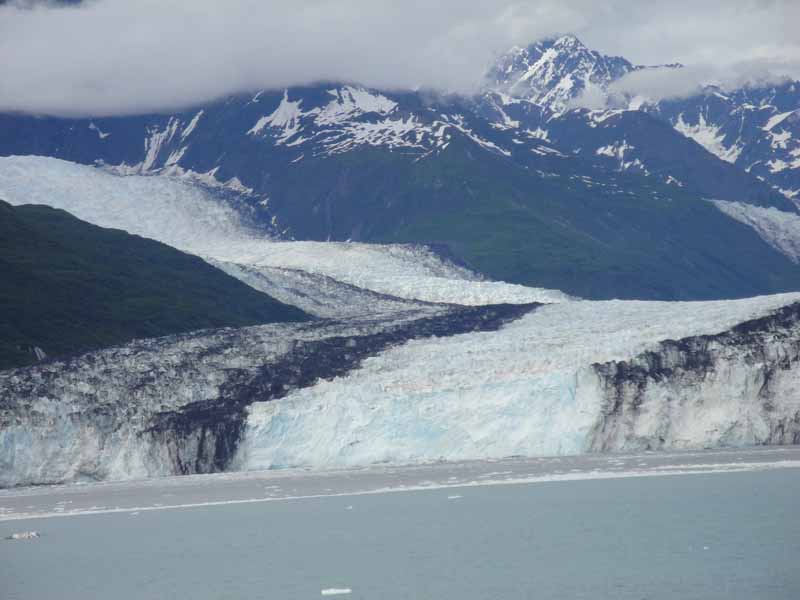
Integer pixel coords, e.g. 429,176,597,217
550,33,584,50
488,35,636,112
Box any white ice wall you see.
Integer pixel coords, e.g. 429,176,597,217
236,294,800,471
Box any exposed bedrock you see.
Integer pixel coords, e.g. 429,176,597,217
589,303,800,451
0,304,536,487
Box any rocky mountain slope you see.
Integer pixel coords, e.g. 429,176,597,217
0,198,306,370
489,35,800,201
653,83,800,201
487,34,637,111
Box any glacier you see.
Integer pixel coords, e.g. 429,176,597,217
236,295,800,471
0,304,534,487
3,293,799,487
0,155,569,306
711,199,800,263
1,155,799,488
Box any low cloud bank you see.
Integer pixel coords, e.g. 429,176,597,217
571,60,799,110
1,0,797,116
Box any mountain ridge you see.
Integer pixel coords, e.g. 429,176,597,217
1,35,799,300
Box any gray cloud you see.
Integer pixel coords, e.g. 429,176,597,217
1,0,798,116
572,58,800,110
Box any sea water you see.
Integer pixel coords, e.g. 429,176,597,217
1,467,798,599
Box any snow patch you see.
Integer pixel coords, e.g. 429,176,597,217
314,86,397,126
595,141,648,173
763,110,795,131
526,127,549,140
181,111,204,139
320,116,426,155
88,122,110,139
674,113,742,164
248,90,304,143
142,119,181,171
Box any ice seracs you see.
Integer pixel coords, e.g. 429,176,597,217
236,294,800,471
3,291,799,487
1,160,800,486
0,304,534,487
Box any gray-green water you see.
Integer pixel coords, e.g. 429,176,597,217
2,468,798,599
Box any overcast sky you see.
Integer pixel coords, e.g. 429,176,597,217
1,0,798,116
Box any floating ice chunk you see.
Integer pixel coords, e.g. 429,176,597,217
6,531,40,541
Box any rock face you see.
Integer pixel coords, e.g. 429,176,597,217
0,304,535,487
590,303,800,451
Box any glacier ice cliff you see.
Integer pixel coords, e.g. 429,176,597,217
235,295,800,472
0,304,534,487
2,290,800,487
590,302,800,450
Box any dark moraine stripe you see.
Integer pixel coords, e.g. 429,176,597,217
145,303,540,474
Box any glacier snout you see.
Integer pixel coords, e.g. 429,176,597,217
236,297,800,472
590,303,800,451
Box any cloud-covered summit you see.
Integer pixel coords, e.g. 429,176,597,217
0,0,797,116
